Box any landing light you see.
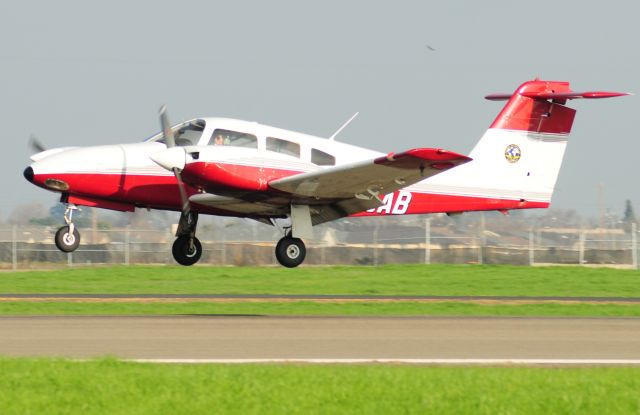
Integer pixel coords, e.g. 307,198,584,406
44,178,69,191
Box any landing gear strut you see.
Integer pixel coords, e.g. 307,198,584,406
172,211,202,266
275,235,306,268
54,204,80,253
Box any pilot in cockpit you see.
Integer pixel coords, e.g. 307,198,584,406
213,133,225,145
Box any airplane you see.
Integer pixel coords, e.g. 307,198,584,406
23,79,629,267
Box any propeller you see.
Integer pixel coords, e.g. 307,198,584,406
29,134,47,153
159,105,176,148
158,105,190,214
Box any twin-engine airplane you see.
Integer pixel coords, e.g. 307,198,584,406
23,79,628,267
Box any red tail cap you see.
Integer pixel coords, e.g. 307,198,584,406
487,80,629,134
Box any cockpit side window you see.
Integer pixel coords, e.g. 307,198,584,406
210,129,258,148
153,119,206,146
311,149,336,166
266,137,300,158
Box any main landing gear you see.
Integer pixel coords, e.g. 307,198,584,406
275,233,306,268
172,211,202,266
54,204,80,253
272,206,311,268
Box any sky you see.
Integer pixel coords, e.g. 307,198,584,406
1,0,638,221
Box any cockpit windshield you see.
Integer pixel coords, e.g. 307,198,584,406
146,119,206,146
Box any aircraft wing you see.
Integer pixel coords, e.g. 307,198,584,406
269,148,470,199
268,148,471,222
188,148,470,224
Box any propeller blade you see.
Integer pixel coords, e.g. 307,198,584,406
173,168,190,214
159,105,176,148
157,105,189,213
29,134,46,153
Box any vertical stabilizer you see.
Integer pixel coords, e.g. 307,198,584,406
414,80,628,213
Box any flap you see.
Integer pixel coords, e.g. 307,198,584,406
190,193,287,215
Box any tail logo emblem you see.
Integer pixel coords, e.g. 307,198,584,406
504,144,521,163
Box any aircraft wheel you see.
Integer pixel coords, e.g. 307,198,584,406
54,226,80,253
172,236,202,266
275,237,306,268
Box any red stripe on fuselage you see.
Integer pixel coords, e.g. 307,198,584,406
31,171,290,217
32,172,195,211
32,171,548,217
353,191,548,217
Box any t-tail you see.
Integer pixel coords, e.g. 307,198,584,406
403,79,630,215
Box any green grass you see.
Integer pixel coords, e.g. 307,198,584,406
1,301,640,317
2,265,639,316
0,358,638,414
1,264,639,297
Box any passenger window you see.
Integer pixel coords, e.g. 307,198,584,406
311,149,335,166
210,129,258,148
267,137,300,158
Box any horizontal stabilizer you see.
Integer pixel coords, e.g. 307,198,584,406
484,93,516,101
521,91,630,100
485,91,630,101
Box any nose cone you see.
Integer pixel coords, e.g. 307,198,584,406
24,145,126,194
23,166,34,183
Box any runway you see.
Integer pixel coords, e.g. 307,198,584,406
1,316,639,363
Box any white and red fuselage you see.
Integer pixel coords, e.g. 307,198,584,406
24,79,627,223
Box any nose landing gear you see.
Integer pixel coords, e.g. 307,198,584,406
54,205,80,253
172,211,202,266
172,235,202,266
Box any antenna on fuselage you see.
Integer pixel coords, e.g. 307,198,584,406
328,112,359,141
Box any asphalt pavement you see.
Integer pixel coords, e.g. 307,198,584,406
0,316,638,361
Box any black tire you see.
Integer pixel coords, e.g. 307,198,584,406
172,236,202,266
54,226,80,253
275,237,306,268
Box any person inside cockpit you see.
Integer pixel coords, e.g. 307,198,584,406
213,133,225,145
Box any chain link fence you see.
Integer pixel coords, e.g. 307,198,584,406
0,219,638,269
